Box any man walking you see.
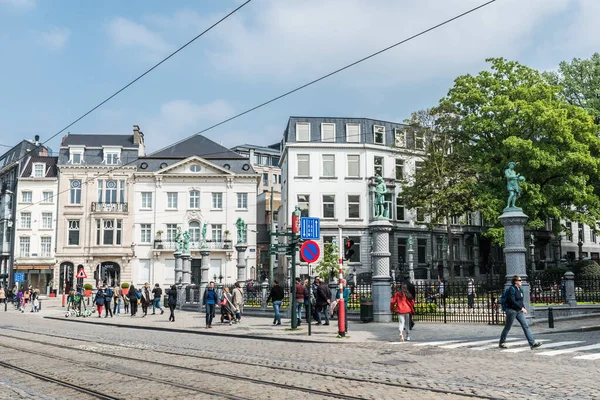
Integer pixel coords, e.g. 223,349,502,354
266,280,284,326
113,284,122,316
316,278,331,325
294,277,305,326
467,278,476,309
499,275,542,349
202,281,219,328
104,284,113,318
152,283,164,315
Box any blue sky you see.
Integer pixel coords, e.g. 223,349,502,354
0,0,598,154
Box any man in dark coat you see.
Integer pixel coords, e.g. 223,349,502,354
315,278,331,325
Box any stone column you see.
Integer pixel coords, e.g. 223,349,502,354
499,208,532,315
442,242,449,280
199,248,210,307
235,244,248,286
473,245,480,278
370,219,393,323
261,280,269,311
564,271,577,306
407,239,415,282
176,283,184,310
181,253,191,286
529,240,535,273
174,251,183,284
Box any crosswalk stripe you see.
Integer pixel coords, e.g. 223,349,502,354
471,340,530,350
573,352,600,360
537,344,600,356
440,338,518,349
503,341,584,353
412,340,463,346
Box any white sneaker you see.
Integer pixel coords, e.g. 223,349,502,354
406,336,411,341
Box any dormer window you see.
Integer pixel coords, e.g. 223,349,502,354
373,125,385,145
70,148,84,164
105,152,119,165
32,163,45,178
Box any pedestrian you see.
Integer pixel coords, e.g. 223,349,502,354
94,287,105,318
16,290,23,311
231,282,244,323
335,279,350,332
303,279,311,324
294,277,305,326
141,283,152,317
0,286,5,306
202,281,219,328
316,278,332,326
438,278,446,306
128,284,138,316
113,284,122,316
168,285,177,322
33,297,39,312
220,287,236,325
467,278,476,309
103,284,114,318
152,283,164,315
499,275,542,350
266,280,284,326
391,283,415,342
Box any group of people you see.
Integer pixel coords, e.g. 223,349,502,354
93,282,178,322
1,285,41,312
201,281,244,328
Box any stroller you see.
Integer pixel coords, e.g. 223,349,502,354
220,292,238,325
65,290,94,318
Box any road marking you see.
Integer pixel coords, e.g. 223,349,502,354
471,339,531,350
412,340,463,346
573,352,600,360
503,341,583,353
537,344,600,356
440,338,518,349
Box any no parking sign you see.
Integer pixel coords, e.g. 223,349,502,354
300,240,321,263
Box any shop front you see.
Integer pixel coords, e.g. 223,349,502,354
14,265,54,295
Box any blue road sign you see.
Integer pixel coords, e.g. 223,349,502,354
14,272,25,283
300,217,320,240
300,240,321,263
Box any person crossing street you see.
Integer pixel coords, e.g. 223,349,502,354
499,275,542,350
152,283,164,315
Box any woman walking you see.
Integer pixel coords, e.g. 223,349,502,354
231,282,244,323
168,285,177,322
94,287,106,318
220,287,236,325
0,286,5,306
390,283,415,342
128,284,138,316
141,283,152,317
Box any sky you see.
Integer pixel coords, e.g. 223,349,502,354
0,0,599,155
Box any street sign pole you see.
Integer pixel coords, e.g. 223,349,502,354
307,263,311,336
338,225,346,337
291,206,301,330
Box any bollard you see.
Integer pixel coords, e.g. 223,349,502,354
548,307,554,328
39,300,42,312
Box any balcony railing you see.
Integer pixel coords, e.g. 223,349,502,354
154,239,233,250
91,202,128,213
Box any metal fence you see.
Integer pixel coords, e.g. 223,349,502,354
347,283,371,311
575,275,600,304
529,273,565,305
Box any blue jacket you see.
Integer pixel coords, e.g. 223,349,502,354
506,285,524,311
203,288,218,305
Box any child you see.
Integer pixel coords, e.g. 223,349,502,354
33,298,39,312
123,295,130,314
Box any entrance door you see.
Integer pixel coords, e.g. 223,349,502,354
59,262,74,294
191,258,201,285
97,262,121,286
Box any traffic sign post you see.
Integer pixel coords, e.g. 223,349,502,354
76,268,87,279
300,240,321,263
300,217,320,240
14,273,25,283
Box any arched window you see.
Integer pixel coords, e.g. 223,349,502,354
189,221,201,243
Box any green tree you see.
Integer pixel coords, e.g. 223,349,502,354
545,53,600,124
435,58,600,239
315,242,339,282
398,108,478,277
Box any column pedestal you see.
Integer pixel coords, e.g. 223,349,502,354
200,248,210,308
174,251,182,284
370,219,393,323
236,244,248,286
181,253,191,286
474,246,480,277
407,248,415,282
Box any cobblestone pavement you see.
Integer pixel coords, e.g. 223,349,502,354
2,309,600,399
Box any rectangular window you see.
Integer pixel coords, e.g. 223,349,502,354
271,156,280,166
19,237,30,257
42,191,53,203
395,159,404,180
40,237,51,257
68,220,80,245
578,224,585,243
394,128,406,148
296,122,310,142
346,123,360,143
297,194,310,218
212,224,223,242
373,125,385,145
374,156,383,177
105,153,119,165
212,192,223,209
33,163,45,178
416,208,425,222
42,212,52,229
189,190,200,209
348,195,360,219
166,224,178,242
22,191,32,203
253,154,260,165
452,238,460,260
566,222,573,241
261,155,268,166
348,236,361,262
397,238,407,266
415,132,425,150
347,155,360,178
167,192,178,209
141,224,152,243
237,193,248,209
396,199,405,221
322,195,335,218
20,212,31,229
592,229,597,243
103,220,114,245
71,152,82,164
297,154,310,177
141,192,153,209
263,173,269,186
272,174,278,184
322,154,335,177
465,213,473,226
69,180,81,204
451,215,460,225
418,239,427,264
415,161,423,174
321,123,336,142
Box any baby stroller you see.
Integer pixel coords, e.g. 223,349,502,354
220,294,238,325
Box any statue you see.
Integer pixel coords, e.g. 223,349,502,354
182,231,191,253
175,226,183,252
236,218,247,243
408,235,413,250
373,176,388,219
505,161,525,209
442,236,447,249
201,223,208,247
473,233,479,247
530,232,535,245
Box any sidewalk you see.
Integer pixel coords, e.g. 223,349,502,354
33,297,600,343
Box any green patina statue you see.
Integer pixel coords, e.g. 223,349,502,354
182,230,191,253
236,217,247,243
373,176,389,219
175,226,183,252
505,161,525,209
408,235,413,250
201,222,208,247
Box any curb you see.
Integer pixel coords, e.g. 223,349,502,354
43,316,339,344
537,325,600,335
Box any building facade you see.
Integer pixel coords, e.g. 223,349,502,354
133,135,259,286
231,143,282,194
54,127,145,292
13,155,58,293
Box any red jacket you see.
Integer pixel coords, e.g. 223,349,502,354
390,292,414,315
295,283,306,300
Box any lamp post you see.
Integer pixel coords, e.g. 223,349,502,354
578,239,584,261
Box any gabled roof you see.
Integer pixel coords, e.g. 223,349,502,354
62,134,137,148
20,156,58,178
136,157,256,175
150,134,245,159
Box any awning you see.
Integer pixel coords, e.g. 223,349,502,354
14,265,55,270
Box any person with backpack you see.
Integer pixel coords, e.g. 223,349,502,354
94,287,106,318
151,283,164,315
103,284,113,318
499,275,542,350
128,284,138,316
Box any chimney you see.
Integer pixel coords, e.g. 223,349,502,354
39,148,48,156
61,135,68,145
133,125,143,144
34,135,40,145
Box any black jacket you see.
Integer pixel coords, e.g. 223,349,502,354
316,283,331,306
152,287,162,299
267,285,284,302
506,285,524,311
167,289,177,306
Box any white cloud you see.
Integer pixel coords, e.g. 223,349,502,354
106,16,172,56
0,0,35,10
39,27,70,50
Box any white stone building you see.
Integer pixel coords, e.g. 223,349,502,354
132,135,259,286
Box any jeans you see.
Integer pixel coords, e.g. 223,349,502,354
104,301,113,317
273,300,282,324
316,304,329,324
205,304,215,326
169,304,176,321
152,298,163,313
113,298,121,314
500,309,535,345
398,313,410,335
296,302,303,322
468,294,475,308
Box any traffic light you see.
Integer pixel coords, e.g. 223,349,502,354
344,238,355,261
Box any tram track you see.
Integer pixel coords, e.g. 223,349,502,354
1,327,504,399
